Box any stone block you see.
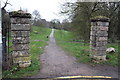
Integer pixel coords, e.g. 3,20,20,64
11,24,30,31
97,50,106,55
96,31,108,37
11,31,30,37
91,26,98,31
19,62,31,68
103,22,109,26
13,56,31,63
91,22,93,26
97,22,103,26
90,35,96,41
90,36,93,40
91,22,108,26
96,37,108,41
90,30,97,36
11,18,31,24
12,36,30,43
99,27,108,31
96,41,107,47
91,22,97,26
96,46,106,51
13,50,30,57
13,44,29,50
92,55,106,61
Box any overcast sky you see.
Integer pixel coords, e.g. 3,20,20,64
1,0,71,21
2,0,118,22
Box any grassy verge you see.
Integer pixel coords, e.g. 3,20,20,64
54,29,119,66
3,26,51,78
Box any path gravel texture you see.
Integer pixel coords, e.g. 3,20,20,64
30,29,118,78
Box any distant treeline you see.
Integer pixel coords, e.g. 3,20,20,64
60,2,119,42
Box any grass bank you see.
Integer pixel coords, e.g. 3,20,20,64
3,26,51,78
54,29,119,66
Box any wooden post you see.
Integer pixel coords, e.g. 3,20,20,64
10,10,31,67
90,16,109,62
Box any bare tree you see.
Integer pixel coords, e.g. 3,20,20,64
32,10,42,26
2,0,12,9
32,10,41,21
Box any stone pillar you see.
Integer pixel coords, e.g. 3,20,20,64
90,16,109,62
9,10,31,67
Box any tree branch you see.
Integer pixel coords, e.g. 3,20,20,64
2,0,12,9
109,3,119,18
89,2,98,16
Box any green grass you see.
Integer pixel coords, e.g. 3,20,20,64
102,43,119,66
54,29,119,66
54,29,90,64
3,26,51,78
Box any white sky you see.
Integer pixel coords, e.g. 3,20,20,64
1,0,71,21
1,0,119,22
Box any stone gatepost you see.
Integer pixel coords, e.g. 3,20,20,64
9,10,31,67
90,16,109,62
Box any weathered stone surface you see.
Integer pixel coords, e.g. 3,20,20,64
91,26,98,31
91,16,110,22
13,50,30,57
96,46,106,51
92,55,106,61
91,22,109,26
19,62,31,68
90,36,92,40
13,57,31,63
97,50,106,55
96,37,108,41
11,13,31,67
12,37,30,43
90,31,108,37
9,10,31,18
13,44,30,50
11,18,31,24
91,22,97,26
95,22,109,26
96,31,108,37
96,41,107,46
11,31,30,37
11,24,30,31
97,22,103,26
103,22,109,26
90,35,96,40
90,17,109,62
90,30,96,36
99,27,108,31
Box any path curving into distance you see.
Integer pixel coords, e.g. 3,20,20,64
29,29,118,78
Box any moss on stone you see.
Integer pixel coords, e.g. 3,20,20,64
22,57,31,61
14,57,31,63
91,16,110,22
9,10,31,18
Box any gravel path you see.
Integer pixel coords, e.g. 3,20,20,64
30,29,118,78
